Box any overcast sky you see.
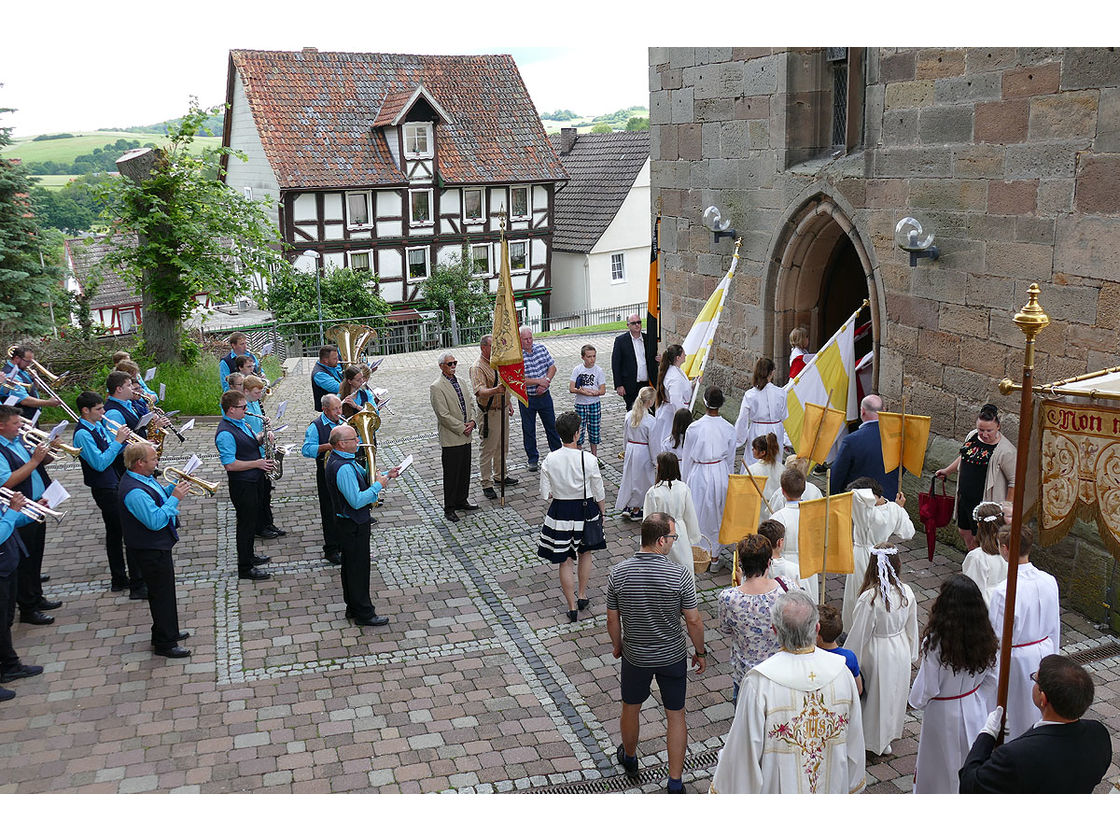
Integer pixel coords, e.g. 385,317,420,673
1,1,1104,138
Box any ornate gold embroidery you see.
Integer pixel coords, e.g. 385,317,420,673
766,690,849,793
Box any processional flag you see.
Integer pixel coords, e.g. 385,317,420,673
798,491,855,578
783,303,863,456
797,402,847,466
718,474,765,546
682,239,740,407
645,210,661,367
879,411,932,476
490,226,529,405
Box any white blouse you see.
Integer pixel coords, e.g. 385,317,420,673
539,446,606,502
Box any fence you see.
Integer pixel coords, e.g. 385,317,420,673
201,300,647,363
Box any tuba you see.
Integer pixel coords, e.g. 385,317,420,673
326,323,378,365
346,404,381,471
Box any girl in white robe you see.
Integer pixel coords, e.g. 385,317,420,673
643,452,700,583
744,433,783,499
681,387,737,566
766,456,821,514
841,479,917,630
734,358,789,469
614,387,657,518
650,345,691,459
660,408,692,465
961,501,1007,607
908,574,998,794
846,545,919,756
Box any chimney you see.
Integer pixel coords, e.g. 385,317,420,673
559,127,577,156
302,47,319,55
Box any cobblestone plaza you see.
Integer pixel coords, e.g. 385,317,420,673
1,332,1117,794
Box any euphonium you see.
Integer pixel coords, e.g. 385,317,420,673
18,421,81,459
325,323,377,365
346,404,380,470
160,467,219,496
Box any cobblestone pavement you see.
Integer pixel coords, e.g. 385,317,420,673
2,331,1117,794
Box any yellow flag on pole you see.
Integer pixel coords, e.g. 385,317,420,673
797,402,847,465
878,412,932,476
718,474,765,545
490,227,528,406
797,491,854,578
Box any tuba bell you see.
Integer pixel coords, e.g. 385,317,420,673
346,404,380,471
325,323,378,365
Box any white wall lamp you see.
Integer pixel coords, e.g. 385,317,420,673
703,205,737,243
895,216,940,267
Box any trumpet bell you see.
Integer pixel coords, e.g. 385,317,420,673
161,467,219,496
326,323,377,365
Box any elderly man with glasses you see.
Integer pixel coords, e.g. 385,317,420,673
611,315,658,411
430,352,477,522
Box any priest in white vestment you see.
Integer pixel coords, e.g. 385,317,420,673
841,483,916,629
710,590,866,794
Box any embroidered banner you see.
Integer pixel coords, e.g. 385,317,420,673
1038,399,1120,557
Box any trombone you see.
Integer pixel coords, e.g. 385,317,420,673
19,420,81,459
5,346,69,388
0,487,65,523
160,466,219,497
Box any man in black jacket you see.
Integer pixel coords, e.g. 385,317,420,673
959,654,1112,793
611,316,658,411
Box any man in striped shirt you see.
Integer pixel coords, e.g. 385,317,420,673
517,326,561,471
607,512,706,793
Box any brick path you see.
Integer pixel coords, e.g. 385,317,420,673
1,331,1117,793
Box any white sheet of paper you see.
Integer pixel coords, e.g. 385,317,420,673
3,396,18,406
164,409,180,418
272,424,289,435
47,420,68,442
262,342,274,356
29,409,41,425
158,383,166,401
369,358,383,372
144,367,156,382
41,480,70,509
276,400,288,420
396,454,413,475
137,412,154,429
183,454,202,475
373,388,388,400
179,419,196,433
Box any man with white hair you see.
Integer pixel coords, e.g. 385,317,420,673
301,393,345,564
517,326,561,472
710,589,865,794
829,394,899,501
430,351,477,522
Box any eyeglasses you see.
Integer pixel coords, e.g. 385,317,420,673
443,361,458,367
628,320,641,326
230,404,247,410
1030,671,1039,683
662,533,679,541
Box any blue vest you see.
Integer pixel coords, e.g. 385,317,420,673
312,415,335,467
4,362,38,420
74,423,118,490
325,451,370,524
216,417,263,482
0,441,50,499
106,397,142,473
220,351,239,374
117,472,178,550
312,361,342,411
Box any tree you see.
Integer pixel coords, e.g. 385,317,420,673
0,105,63,340
626,116,650,131
591,123,613,134
95,100,289,362
265,266,390,326
418,252,494,325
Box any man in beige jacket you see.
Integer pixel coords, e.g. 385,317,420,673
430,351,477,522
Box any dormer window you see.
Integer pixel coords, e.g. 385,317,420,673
403,123,432,159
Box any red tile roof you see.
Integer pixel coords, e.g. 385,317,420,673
228,50,567,190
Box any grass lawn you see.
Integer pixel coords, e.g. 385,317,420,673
536,317,650,338
3,132,220,167
29,174,84,189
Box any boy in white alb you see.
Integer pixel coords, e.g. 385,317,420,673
767,467,820,600
569,344,606,456
757,520,810,593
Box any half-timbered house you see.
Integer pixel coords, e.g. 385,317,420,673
220,49,568,324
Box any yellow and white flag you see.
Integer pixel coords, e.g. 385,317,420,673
783,306,861,455
681,247,739,396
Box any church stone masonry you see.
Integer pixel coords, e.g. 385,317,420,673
650,47,1120,627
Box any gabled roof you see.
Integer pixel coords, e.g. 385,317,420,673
372,84,452,128
227,50,568,190
65,234,140,310
549,131,649,253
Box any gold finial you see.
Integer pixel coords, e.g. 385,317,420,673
1013,283,1049,340
997,378,1018,396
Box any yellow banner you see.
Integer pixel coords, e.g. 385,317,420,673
797,402,846,465
718,474,764,545
878,412,932,476
797,491,854,577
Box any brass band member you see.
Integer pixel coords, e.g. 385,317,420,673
324,425,397,627
301,394,344,565
470,334,517,501
114,359,160,405
244,376,284,541
311,345,344,411
118,442,192,658
338,365,373,419
105,370,146,474
215,391,273,582
219,332,261,393
73,391,142,598
0,405,59,625
0,492,43,699
1,346,62,421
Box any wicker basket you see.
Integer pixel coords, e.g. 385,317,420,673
692,544,711,575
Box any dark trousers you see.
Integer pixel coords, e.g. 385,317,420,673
0,572,18,669
130,547,180,650
518,391,561,465
336,517,374,620
622,380,651,411
257,477,276,532
441,443,472,513
228,478,262,574
15,520,46,614
315,462,342,556
91,487,139,589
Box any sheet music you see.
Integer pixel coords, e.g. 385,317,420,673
396,454,413,475
137,412,154,429
261,342,274,356
47,420,68,442
276,400,288,420
183,454,202,474
3,396,18,406
29,409,41,425
368,358,383,372
41,480,70,509
158,383,166,401
179,419,196,433
272,424,289,435
144,367,156,382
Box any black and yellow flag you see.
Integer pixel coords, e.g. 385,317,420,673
645,211,660,364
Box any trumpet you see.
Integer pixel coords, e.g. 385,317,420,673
0,487,65,523
19,420,81,459
160,466,219,496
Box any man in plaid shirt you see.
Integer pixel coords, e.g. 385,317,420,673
518,326,561,471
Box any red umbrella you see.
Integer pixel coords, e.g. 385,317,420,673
917,476,955,563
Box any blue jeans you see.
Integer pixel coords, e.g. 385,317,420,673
519,391,561,465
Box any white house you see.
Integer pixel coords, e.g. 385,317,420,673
548,129,651,317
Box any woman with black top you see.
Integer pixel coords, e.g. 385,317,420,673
934,404,1016,551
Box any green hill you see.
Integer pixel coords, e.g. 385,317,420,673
3,132,221,185
541,105,649,135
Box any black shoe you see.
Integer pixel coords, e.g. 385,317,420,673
616,744,639,779
455,502,480,511
499,476,519,486
666,781,686,794
0,663,44,682
482,487,498,500
445,510,460,523
326,554,342,566
0,686,13,702
176,631,191,642
252,554,271,565
37,599,62,611
39,574,50,583
265,526,287,537
19,610,53,625
577,598,590,612
526,462,539,472
129,586,148,601
567,609,578,623
238,568,271,581
255,529,281,540
352,614,389,627
110,582,128,593
153,646,191,658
